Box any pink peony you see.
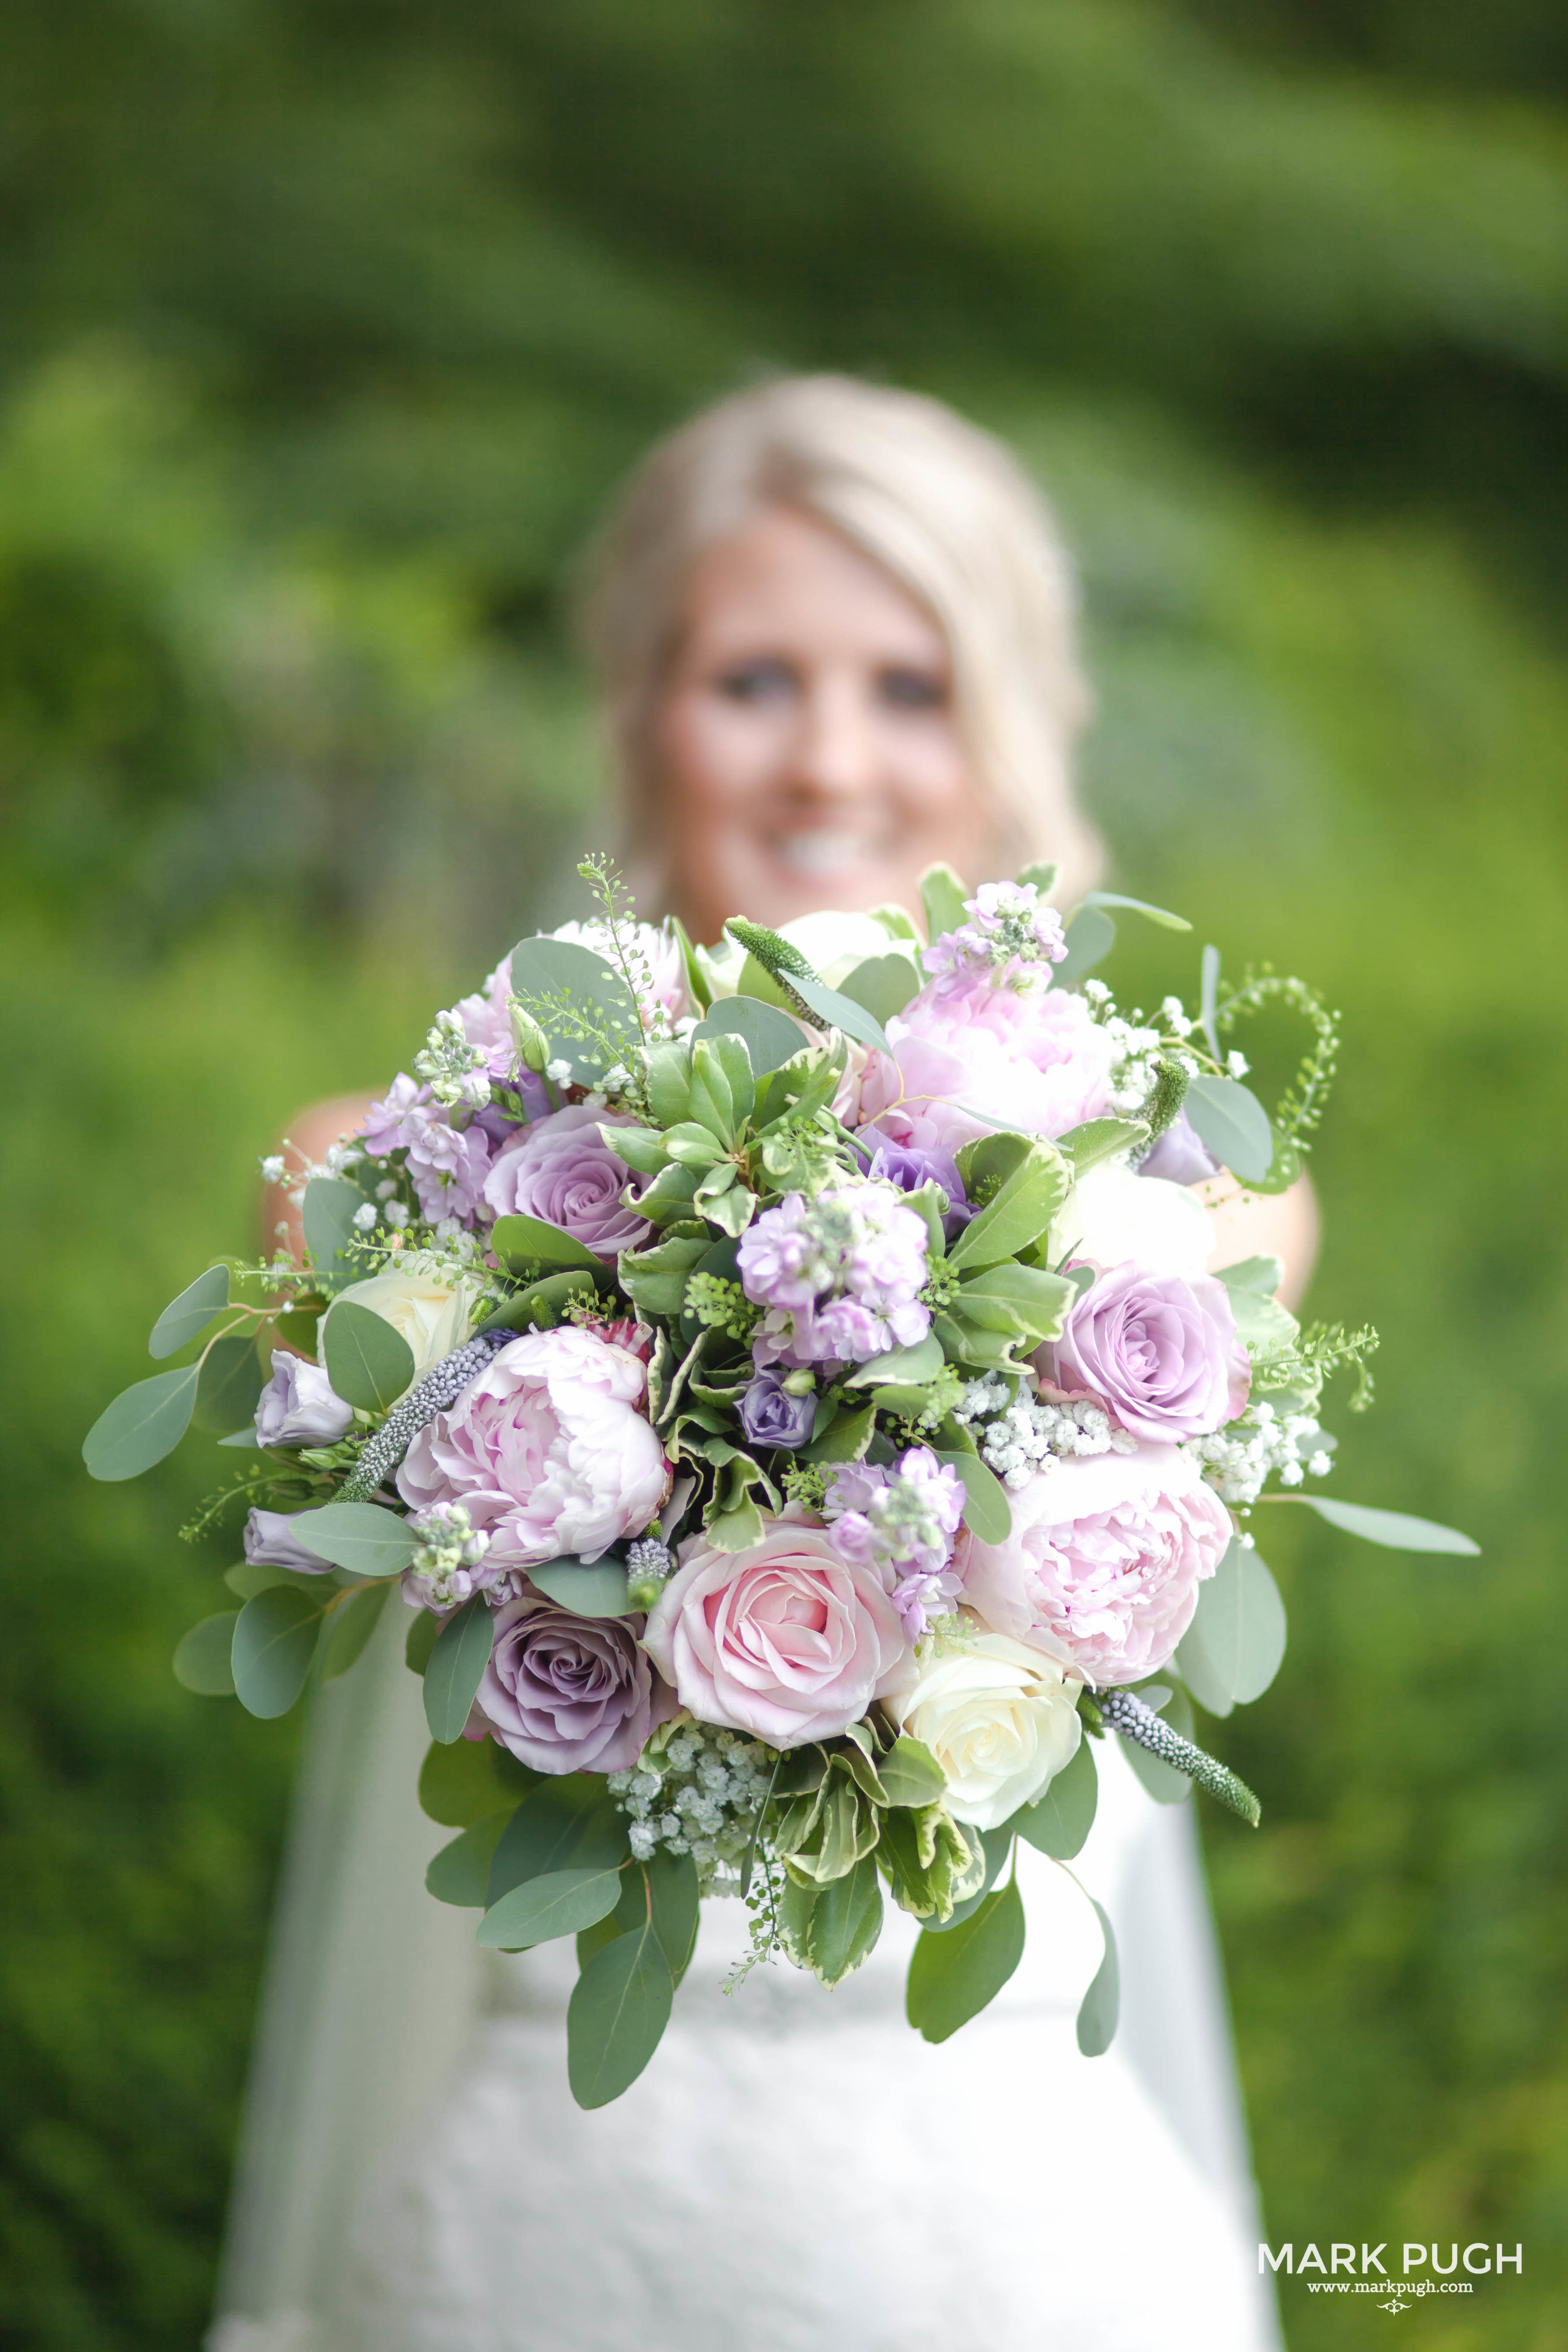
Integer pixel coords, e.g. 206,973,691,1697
482,1104,653,1258
960,1445,1230,1687
396,1325,668,1567
856,978,1115,1154
642,1518,908,1747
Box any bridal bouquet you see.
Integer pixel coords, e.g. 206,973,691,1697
85,857,1475,2106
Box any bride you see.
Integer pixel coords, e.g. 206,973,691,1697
213,376,1312,2351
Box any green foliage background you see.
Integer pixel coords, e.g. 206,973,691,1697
2,4,1565,2346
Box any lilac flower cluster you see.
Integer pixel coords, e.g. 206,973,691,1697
402,1500,507,1613
921,881,1067,999
737,1180,933,1369
823,1447,967,1639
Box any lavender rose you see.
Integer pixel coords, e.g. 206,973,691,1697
1047,1266,1249,1443
243,1508,333,1574
1138,1107,1220,1185
864,1138,974,1241
737,1370,817,1451
396,1324,668,1567
960,1446,1231,1687
472,1589,675,1772
643,1518,908,1747
253,1353,354,1446
482,1104,652,1257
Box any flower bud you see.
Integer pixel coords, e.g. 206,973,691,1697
509,999,551,1073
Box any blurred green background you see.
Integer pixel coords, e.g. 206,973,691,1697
2,4,1565,2346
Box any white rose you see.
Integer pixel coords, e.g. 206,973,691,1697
1052,1160,1212,1280
320,1270,478,1391
883,1629,1083,1831
697,910,909,1001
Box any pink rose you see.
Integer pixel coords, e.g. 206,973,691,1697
482,1104,653,1258
642,1518,908,1747
396,1325,668,1567
856,980,1115,1153
960,1446,1230,1687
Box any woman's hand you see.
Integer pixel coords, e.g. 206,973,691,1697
1199,1170,1320,1311
262,1092,379,1262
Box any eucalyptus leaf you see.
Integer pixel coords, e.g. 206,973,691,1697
231,1585,325,1719
423,1596,496,1744
417,1735,536,1827
906,1877,1025,2043
525,1558,639,1618
691,996,806,1076
1054,904,1116,987
302,1177,369,1288
1015,861,1057,896
479,1865,625,1949
566,1920,674,2109
287,1501,413,1577
149,1264,231,1359
1076,1896,1120,2056
645,1849,702,1986
83,1364,200,1481
1082,890,1192,932
425,1809,513,1907
1283,1495,1480,1554
1176,1540,1288,1715
918,862,968,945
1184,1074,1274,1184
321,1299,416,1411
836,952,921,1025
489,1212,605,1273
319,1581,390,1681
507,936,643,1087
1011,1734,1098,1859
935,1449,1012,1542
405,1609,441,1673
172,1612,239,1696
1200,943,1222,1061
192,1332,266,1433
487,1777,629,1906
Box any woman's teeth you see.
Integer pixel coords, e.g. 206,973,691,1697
775,831,882,874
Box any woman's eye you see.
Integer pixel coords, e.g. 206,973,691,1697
714,657,797,704
877,665,948,711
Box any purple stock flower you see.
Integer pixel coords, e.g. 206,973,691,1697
738,1181,931,1370
253,1353,354,1448
472,1588,675,1772
865,1137,975,1241
823,1447,967,1640
737,1370,818,1451
1138,1108,1221,1185
243,1508,334,1574
482,1104,652,1258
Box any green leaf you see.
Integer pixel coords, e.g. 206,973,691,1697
481,1268,609,1335
957,1261,1076,1343
947,1141,1070,1271
321,1300,416,1411
1177,1540,1288,1716
418,1735,536,1826
1010,1735,1098,1859
836,952,921,1025
921,1821,1016,1933
1054,904,1116,987
224,1560,333,1601
192,1332,266,1433
1082,890,1192,931
231,1585,325,1719
645,1039,694,1126
490,1212,605,1273
508,936,642,1088
618,1231,711,1319
423,1596,495,1743
723,919,892,1052
1214,1254,1285,1296
1214,1259,1298,1355
1184,1074,1274,1184
172,1612,238,1696
566,1920,674,2108
405,1609,441,1673
667,914,711,1014
845,1336,945,1388
691,997,805,1076
702,1183,760,1239
149,1264,231,1359
525,1558,638,1618
918,862,968,945
479,1865,626,1949
319,1581,390,1681
935,1449,1012,1542
425,1809,513,1907
1076,1896,1120,2056
1056,1118,1150,1177
83,1364,200,1481
876,1736,948,1811
487,1777,629,1906
302,1177,368,1286
1014,861,1057,897
1283,1495,1480,1554
631,1163,702,1226
803,1402,876,1464
287,1502,414,1577
906,1877,1025,2043
1199,943,1222,1061
687,1035,738,1138
804,1854,884,1984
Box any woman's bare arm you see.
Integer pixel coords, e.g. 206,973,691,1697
262,1093,380,1262
1200,1170,1320,1311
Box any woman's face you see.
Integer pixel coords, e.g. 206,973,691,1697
654,505,1001,941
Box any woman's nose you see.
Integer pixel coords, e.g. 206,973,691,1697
785,674,878,802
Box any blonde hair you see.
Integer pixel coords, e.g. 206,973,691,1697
582,374,1105,909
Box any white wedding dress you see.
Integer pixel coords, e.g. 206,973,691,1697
209,1599,1280,2350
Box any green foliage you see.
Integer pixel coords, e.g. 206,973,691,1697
422,1598,496,1745
320,1301,415,1413
1177,1542,1290,1718
906,1878,1027,2043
